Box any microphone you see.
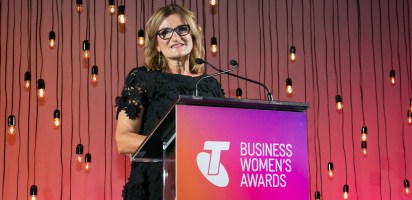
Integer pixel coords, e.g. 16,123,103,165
194,60,239,97
195,58,273,101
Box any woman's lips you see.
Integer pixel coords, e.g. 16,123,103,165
170,43,184,48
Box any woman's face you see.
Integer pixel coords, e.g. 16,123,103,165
156,14,193,61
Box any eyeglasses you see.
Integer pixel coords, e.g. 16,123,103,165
156,24,191,40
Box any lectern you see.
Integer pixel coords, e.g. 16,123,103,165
132,95,309,200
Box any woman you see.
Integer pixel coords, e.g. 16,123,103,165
115,4,224,200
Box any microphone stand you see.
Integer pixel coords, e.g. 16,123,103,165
194,63,239,97
196,58,273,101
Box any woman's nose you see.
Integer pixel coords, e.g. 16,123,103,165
170,31,181,41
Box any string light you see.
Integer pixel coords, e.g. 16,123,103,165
361,141,367,156
236,88,242,99
327,162,334,178
290,45,296,62
91,65,98,83
75,144,84,163
82,40,90,59
76,0,83,13
409,98,412,112
407,110,412,124
211,36,217,53
85,153,92,170
343,184,349,199
335,94,343,110
30,185,38,200
389,69,395,85
314,191,321,200
108,0,116,14
48,31,55,48
361,125,367,141
405,179,410,195
210,0,217,6
7,115,16,135
286,78,293,94
24,71,31,89
53,109,61,128
137,29,145,47
37,79,45,99
117,5,126,24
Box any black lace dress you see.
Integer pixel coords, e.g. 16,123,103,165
116,67,224,200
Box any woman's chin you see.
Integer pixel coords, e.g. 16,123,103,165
169,53,189,60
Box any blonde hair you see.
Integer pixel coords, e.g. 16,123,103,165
144,4,205,74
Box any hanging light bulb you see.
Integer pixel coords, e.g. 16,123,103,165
405,179,410,195
335,94,343,110
7,115,16,135
137,29,145,47
343,184,349,199
236,88,243,99
91,65,98,83
37,79,45,99
327,162,334,178
117,5,126,24
108,0,116,14
85,153,92,170
210,0,217,6
211,36,217,53
82,40,90,59
76,0,83,13
389,69,396,85
49,31,56,49
30,185,38,200
24,71,31,89
409,98,412,112
361,141,367,156
53,109,61,128
286,78,293,94
314,191,321,200
361,125,367,141
290,45,296,62
75,144,84,163
407,110,412,124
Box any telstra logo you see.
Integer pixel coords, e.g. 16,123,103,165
196,141,230,187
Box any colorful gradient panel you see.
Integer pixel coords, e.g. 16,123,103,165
175,104,309,200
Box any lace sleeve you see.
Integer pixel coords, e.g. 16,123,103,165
115,67,148,120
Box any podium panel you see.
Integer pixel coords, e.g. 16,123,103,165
132,96,309,199
173,103,308,200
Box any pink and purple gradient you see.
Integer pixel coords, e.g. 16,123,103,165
175,105,309,200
